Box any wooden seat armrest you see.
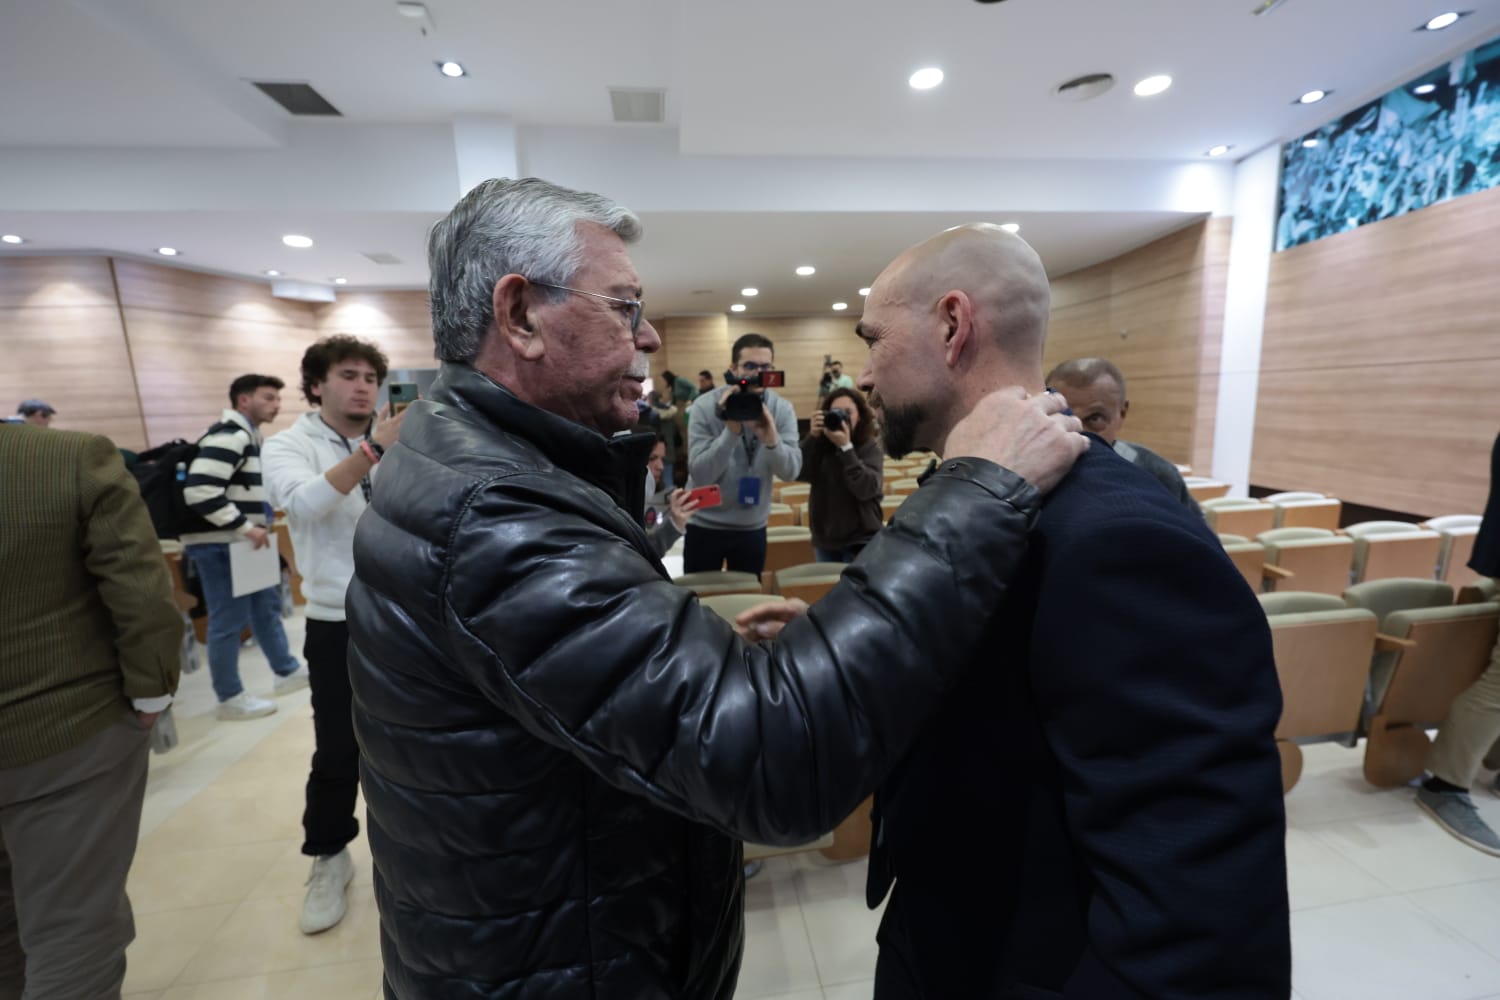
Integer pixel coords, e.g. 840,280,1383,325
1262,564,1295,580
1375,633,1418,652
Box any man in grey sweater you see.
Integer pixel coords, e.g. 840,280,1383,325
683,333,801,576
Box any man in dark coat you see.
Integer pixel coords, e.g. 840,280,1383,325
345,178,1087,999
848,224,1290,998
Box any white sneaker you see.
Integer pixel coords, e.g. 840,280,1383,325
300,848,355,935
273,665,310,695
215,692,277,721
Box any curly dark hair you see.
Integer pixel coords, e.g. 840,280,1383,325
299,335,390,406
824,386,877,447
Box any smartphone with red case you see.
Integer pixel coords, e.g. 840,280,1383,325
685,484,722,509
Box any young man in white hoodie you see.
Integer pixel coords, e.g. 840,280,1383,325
262,335,405,935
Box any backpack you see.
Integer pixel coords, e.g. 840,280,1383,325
131,436,226,539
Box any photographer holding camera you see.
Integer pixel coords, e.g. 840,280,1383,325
801,387,884,562
683,333,800,576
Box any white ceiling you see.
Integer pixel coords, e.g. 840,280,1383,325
1,0,1497,314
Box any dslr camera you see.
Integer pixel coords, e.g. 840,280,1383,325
721,369,785,422
823,408,847,433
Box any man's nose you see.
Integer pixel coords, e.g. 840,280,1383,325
636,318,662,353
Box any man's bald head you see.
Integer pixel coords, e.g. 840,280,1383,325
874,223,1051,364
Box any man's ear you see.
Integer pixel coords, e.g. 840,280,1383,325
938,290,975,369
492,274,545,361
1119,398,1130,423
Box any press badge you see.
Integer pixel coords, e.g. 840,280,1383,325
738,476,762,506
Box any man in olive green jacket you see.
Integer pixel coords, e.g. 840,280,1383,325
0,422,182,998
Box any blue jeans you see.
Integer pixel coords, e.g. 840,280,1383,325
815,545,865,564
186,543,300,702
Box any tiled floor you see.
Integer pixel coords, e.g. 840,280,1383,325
118,609,1500,999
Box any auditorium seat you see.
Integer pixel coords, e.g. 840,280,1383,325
1203,498,1277,538
671,570,764,596
1259,591,1347,616
764,527,816,578
1219,535,1287,593
881,496,904,521
1265,491,1326,503
1357,597,1500,787
1458,577,1499,605
1343,521,1443,583
1257,528,1354,595
1185,477,1231,503
1422,515,1483,588
767,503,798,528
1263,601,1379,792
887,477,922,498
777,483,811,507
772,562,848,605
1270,497,1343,531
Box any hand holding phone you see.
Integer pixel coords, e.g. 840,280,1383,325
684,484,722,510
388,382,420,415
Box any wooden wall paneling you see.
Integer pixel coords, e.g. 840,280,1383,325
1107,217,1218,295
1256,185,1500,514
0,257,147,448
0,256,118,308
112,259,315,329
315,291,438,374
655,315,729,399
126,309,318,445
1251,360,1498,515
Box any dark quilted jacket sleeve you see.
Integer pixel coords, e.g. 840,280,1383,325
441,458,1038,846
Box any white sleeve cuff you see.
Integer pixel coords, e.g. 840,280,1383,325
839,442,855,453
132,694,174,713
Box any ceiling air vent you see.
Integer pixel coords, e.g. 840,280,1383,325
252,81,342,116
362,251,404,266
1052,73,1116,103
609,88,666,124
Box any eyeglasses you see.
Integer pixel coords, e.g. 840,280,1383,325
529,281,643,333
738,361,776,373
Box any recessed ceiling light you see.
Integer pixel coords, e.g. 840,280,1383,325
832,302,849,312
795,265,816,276
1133,75,1172,97
1423,11,1462,30
156,247,179,256
730,303,747,313
1000,222,1021,234
1,234,22,245
1414,83,1438,95
858,287,871,296
282,234,314,248
741,287,758,297
264,269,282,277
1302,138,1320,148
909,67,944,90
332,277,348,285
1296,89,1329,105
1207,144,1233,157
439,61,466,78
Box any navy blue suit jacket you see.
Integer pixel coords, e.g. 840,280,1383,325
867,438,1291,999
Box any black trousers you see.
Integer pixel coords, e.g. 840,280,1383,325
302,619,360,858
682,524,768,577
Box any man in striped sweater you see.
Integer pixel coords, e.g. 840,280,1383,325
182,374,307,720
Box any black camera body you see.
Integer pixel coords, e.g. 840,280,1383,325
823,408,847,432
721,369,785,422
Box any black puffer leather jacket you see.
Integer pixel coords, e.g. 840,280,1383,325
347,364,1040,999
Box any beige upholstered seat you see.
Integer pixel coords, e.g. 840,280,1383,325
1259,591,1348,616
1271,498,1342,531
1422,516,1484,588
766,503,798,528
1203,498,1276,538
1257,528,1354,595
1265,605,1379,792
887,478,922,498
771,562,847,605
1357,599,1500,787
1343,522,1442,583
1184,477,1231,503
671,571,764,597
764,527,816,578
